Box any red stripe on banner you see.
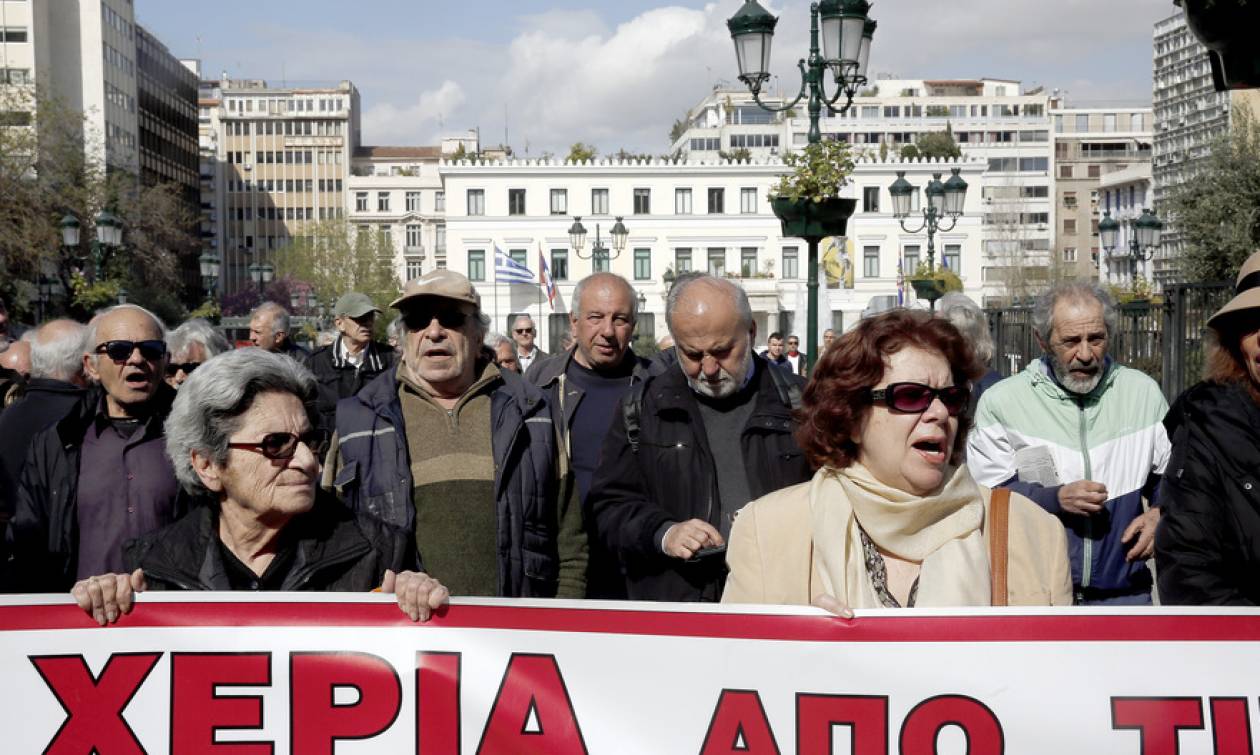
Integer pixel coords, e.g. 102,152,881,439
4,602,1260,643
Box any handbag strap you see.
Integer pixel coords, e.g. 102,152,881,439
988,488,1011,607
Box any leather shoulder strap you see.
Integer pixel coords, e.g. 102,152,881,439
988,487,1011,607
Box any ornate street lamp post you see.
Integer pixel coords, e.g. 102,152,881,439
1099,208,1162,286
727,0,875,371
568,216,629,270
247,262,274,300
198,252,221,301
60,210,124,282
888,168,969,311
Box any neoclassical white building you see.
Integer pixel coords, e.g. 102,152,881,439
348,156,984,353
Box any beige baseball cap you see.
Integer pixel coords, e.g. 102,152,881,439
390,269,480,310
1208,250,1260,328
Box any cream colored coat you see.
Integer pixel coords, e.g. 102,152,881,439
723,479,1073,607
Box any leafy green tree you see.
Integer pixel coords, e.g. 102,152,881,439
719,148,752,162
1169,103,1260,282
273,219,401,315
913,129,963,160
669,118,688,144
566,142,598,163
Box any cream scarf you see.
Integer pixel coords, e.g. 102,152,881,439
810,462,991,608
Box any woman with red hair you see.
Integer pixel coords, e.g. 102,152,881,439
723,309,1071,609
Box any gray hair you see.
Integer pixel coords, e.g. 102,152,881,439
938,293,994,364
167,318,232,360
1032,281,1118,344
250,301,290,334
665,273,753,333
386,316,405,344
29,319,87,382
486,332,513,350
85,304,168,362
164,348,317,496
571,272,639,323
511,314,535,329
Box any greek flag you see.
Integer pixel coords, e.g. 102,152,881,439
495,246,534,284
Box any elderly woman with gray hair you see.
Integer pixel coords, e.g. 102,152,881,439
71,348,448,625
164,318,232,388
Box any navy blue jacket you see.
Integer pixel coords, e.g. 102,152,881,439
327,363,579,598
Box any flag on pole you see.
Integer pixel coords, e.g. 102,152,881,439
896,258,905,306
495,246,534,284
539,244,557,310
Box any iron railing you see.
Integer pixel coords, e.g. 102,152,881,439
985,282,1232,402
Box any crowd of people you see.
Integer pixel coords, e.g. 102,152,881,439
0,249,1256,624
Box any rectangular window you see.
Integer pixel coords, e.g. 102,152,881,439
551,249,569,281
782,247,799,279
741,247,758,277
406,224,423,250
1019,157,1048,172
406,191,421,212
740,187,757,214
1087,164,1101,178
591,188,609,215
675,188,693,215
378,226,393,252
707,188,724,214
903,245,921,274
468,250,486,281
1063,192,1078,209
634,249,652,280
593,250,610,273
1103,114,1117,132
863,246,880,278
707,247,726,276
355,192,368,212
1063,247,1077,263
467,189,485,216
510,249,527,267
1076,114,1090,132
675,248,692,273
943,244,961,273
550,189,568,215
508,188,526,215
377,192,390,212
1059,165,1073,179
634,188,651,214
435,191,445,212
863,186,880,213
405,257,424,280
435,225,446,251
1064,218,1078,234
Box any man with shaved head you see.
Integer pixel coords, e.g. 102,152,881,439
587,274,812,601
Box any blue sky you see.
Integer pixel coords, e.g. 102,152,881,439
136,0,1178,156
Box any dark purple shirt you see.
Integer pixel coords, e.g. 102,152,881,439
75,409,181,578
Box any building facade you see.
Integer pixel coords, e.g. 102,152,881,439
198,77,361,295
345,156,984,353
671,80,1052,304
1049,104,1152,283
1096,164,1155,289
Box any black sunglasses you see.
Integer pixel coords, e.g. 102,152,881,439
227,429,330,460
164,361,201,377
514,327,534,334
869,382,969,417
403,306,470,331
95,339,167,362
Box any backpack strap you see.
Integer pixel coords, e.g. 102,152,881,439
622,379,649,454
764,363,803,411
988,487,1011,607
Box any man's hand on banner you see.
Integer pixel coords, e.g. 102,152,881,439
71,568,148,626
812,594,855,620
380,569,449,622
663,519,725,560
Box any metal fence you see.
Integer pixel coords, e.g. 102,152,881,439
985,282,1232,403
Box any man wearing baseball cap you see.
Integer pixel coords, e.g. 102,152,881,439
302,291,396,432
323,269,586,599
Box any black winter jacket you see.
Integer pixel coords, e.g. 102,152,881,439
587,356,813,602
124,492,417,591
301,337,396,432
1156,380,1260,605
6,384,187,592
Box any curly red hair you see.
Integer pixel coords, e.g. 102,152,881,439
797,309,985,470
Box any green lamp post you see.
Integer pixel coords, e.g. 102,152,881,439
727,0,875,372
888,167,969,311
60,210,124,282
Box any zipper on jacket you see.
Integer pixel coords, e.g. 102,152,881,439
1077,396,1094,588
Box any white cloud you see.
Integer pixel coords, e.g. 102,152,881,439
362,81,467,145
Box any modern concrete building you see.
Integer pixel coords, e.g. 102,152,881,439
671,79,1052,304
1049,103,1152,283
198,76,361,295
2,0,141,171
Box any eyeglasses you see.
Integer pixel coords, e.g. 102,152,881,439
164,361,201,377
227,429,330,460
95,340,167,362
403,306,470,332
514,328,534,335
868,382,969,417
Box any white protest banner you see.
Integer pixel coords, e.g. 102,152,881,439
2,594,1259,754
